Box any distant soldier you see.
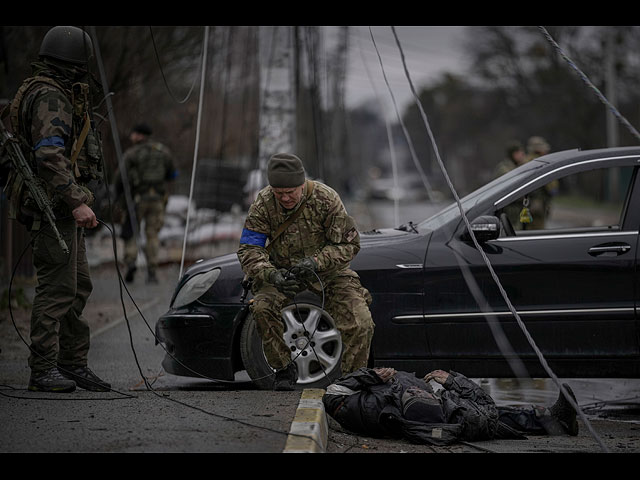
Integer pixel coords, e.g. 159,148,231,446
496,137,556,230
526,135,551,162
495,140,526,178
495,141,527,229
117,123,177,284
525,136,556,229
3,26,110,392
237,153,375,390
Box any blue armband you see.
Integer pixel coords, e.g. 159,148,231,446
33,136,65,151
240,228,268,247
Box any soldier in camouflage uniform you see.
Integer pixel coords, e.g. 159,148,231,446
4,26,110,392
494,141,526,178
237,153,375,390
495,138,557,230
117,123,176,284
494,141,527,229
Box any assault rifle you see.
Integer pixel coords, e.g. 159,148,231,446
0,123,69,255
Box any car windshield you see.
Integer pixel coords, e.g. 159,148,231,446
417,165,536,232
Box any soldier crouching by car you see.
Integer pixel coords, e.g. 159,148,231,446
237,153,375,391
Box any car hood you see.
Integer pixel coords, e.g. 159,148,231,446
188,252,240,273
183,228,417,277
360,227,417,246
173,227,426,306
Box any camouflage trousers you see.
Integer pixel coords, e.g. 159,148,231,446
28,217,93,373
124,196,166,272
250,273,375,374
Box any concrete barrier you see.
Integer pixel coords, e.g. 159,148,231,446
283,388,328,453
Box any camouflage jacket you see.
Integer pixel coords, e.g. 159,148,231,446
494,158,518,178
9,61,103,215
237,180,360,285
120,140,176,198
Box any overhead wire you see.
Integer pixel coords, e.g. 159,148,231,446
355,31,400,227
386,25,609,452
179,25,210,280
537,26,640,144
149,26,202,105
368,28,435,203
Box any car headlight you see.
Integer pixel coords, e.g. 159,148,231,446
172,268,222,309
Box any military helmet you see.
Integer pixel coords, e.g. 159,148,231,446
527,136,550,155
39,26,94,65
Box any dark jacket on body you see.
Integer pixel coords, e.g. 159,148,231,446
322,368,525,446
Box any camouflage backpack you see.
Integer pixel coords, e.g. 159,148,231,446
1,75,102,224
129,141,171,195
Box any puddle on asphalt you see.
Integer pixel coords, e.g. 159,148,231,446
470,377,640,419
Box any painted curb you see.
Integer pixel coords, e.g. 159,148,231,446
283,388,328,453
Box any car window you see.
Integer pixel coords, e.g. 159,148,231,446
497,166,635,235
417,163,538,232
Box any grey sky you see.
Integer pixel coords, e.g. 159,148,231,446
344,26,471,116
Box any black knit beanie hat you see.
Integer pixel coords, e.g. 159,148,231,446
132,123,152,136
267,153,306,188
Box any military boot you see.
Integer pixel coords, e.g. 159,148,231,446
125,264,136,283
28,368,76,393
147,268,158,284
58,365,111,392
274,362,298,391
549,383,579,436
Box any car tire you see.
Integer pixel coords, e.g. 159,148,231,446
239,301,343,390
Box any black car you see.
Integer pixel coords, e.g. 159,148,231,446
156,146,640,388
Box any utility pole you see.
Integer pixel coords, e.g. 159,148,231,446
254,26,296,194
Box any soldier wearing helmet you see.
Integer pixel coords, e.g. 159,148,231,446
526,136,551,160
4,26,110,393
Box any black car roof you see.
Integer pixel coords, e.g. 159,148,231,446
535,146,640,167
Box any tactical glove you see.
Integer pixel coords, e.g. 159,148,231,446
290,257,318,281
269,269,301,297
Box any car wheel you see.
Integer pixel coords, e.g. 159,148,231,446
239,302,343,390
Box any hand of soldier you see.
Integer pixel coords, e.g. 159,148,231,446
72,203,98,229
269,269,301,297
424,370,449,385
290,257,318,280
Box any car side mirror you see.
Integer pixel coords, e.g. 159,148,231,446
463,215,501,242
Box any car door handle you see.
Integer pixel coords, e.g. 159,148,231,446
588,243,632,256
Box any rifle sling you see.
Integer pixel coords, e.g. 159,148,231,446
70,113,91,172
